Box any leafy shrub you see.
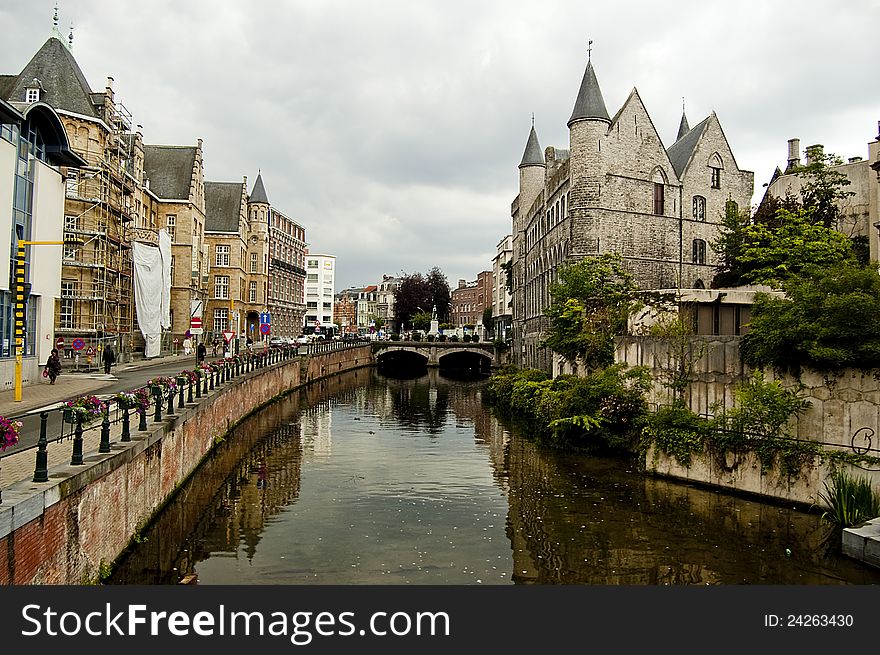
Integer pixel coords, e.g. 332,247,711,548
642,405,710,467
412,332,422,342
390,333,400,341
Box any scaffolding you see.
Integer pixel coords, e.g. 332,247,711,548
58,100,138,362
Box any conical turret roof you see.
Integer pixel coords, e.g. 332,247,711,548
519,125,545,168
250,171,269,204
676,110,690,142
567,60,610,126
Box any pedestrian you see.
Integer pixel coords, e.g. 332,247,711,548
211,339,219,357
45,348,62,385
102,343,116,374
183,336,193,356
246,335,253,351
197,341,207,364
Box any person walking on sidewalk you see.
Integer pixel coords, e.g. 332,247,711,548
197,341,207,364
102,344,116,374
45,349,62,385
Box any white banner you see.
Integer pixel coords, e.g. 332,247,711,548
133,241,164,358
159,229,172,330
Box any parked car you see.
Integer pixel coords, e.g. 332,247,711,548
295,335,310,345
269,336,285,347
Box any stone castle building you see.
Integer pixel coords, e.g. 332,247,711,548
512,57,754,370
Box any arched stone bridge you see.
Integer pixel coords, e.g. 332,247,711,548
371,341,505,369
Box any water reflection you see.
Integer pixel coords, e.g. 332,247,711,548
109,368,880,585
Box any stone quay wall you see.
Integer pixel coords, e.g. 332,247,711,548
0,345,371,585
615,336,880,505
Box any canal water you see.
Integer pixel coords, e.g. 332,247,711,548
109,368,880,585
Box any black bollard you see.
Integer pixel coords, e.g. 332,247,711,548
153,387,163,422
99,411,111,453
71,416,84,465
177,377,185,409
187,377,194,403
32,411,49,482
138,406,148,431
121,406,131,442
210,368,216,390
203,369,209,394
167,386,175,416
195,372,202,398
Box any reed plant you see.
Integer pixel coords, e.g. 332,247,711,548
817,469,880,528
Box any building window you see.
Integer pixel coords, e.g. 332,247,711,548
307,273,318,282
215,245,230,267
692,239,707,265
249,281,257,303
692,196,706,221
215,275,229,299
170,255,175,284
165,214,176,241
60,282,75,329
250,252,258,273
653,183,665,215
725,200,739,217
25,88,39,103
213,308,228,332
308,259,318,268
711,167,721,189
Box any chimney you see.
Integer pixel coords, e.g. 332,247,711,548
458,279,466,288
786,138,800,171
805,144,824,166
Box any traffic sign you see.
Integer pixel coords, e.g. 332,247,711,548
260,323,270,335
55,337,65,348
72,338,85,351
86,347,95,356
223,331,235,343
173,338,180,344
190,316,202,329
260,312,271,325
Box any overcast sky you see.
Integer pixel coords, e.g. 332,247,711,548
2,1,878,289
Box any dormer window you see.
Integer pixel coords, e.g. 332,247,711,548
708,153,724,189
25,78,42,103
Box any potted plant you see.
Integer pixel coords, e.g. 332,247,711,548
63,394,107,424
0,415,22,451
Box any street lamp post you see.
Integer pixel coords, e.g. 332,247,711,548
14,240,64,402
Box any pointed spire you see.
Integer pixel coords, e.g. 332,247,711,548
68,24,74,50
676,98,690,142
567,58,610,126
519,122,545,168
51,3,65,42
249,171,270,204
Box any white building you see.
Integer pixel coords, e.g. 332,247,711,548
0,98,85,390
492,234,513,340
304,253,335,335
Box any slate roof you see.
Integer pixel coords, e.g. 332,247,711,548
519,125,545,168
205,182,244,233
666,115,711,177
6,36,97,118
567,60,610,125
676,111,690,142
249,172,270,204
143,145,197,200
0,75,17,100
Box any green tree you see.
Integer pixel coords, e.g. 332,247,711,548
410,311,432,331
791,149,854,230
426,267,452,322
741,261,880,374
736,207,856,287
542,254,639,369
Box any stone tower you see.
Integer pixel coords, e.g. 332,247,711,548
567,59,610,257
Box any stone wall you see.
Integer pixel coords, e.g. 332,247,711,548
615,335,880,504
0,345,371,585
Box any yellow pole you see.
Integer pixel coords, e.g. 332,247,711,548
14,240,64,402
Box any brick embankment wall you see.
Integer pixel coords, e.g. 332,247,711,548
0,346,372,585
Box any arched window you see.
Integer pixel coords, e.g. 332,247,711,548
694,279,705,289
708,153,723,189
692,195,706,221
652,168,667,216
692,239,707,265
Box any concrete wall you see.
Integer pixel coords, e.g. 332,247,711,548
0,345,371,585
616,335,880,504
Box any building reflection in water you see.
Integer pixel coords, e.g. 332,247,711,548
110,367,880,585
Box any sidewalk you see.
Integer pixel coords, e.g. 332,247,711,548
0,354,185,419
0,353,212,493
